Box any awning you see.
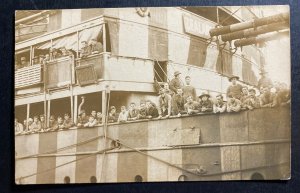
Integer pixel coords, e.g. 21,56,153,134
36,25,103,51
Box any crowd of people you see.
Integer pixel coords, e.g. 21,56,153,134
15,38,103,70
15,70,290,135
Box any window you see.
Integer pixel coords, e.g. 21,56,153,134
250,172,264,180
64,176,70,184
90,176,97,183
178,175,188,181
134,175,143,182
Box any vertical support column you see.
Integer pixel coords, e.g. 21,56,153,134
29,46,33,66
74,95,78,124
26,103,30,131
76,30,79,59
47,100,51,127
102,91,107,124
70,95,74,123
103,23,106,52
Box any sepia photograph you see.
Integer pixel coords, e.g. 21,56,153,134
14,6,291,184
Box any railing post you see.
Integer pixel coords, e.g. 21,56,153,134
74,95,78,124
26,103,30,131
47,100,51,127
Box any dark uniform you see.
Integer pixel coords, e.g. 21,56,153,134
171,94,185,115
158,94,172,117
146,104,159,118
182,85,197,102
227,84,243,100
199,100,213,112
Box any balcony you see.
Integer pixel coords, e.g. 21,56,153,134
15,64,43,89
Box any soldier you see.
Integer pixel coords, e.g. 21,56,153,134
137,101,147,119
198,92,213,113
157,88,172,118
226,75,243,100
15,118,24,135
118,106,129,123
84,115,97,127
213,94,227,113
169,71,183,94
77,110,89,127
257,70,273,89
243,89,260,110
171,88,185,116
30,115,41,132
96,112,102,124
39,114,47,131
227,94,242,113
20,56,29,68
63,113,74,129
128,102,139,121
145,100,159,119
80,41,90,58
184,95,199,115
88,38,103,54
259,87,277,108
182,76,197,102
108,106,118,123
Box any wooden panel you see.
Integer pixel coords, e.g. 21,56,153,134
15,64,42,89
76,54,103,79
75,65,97,86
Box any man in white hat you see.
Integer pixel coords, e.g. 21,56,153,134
169,71,183,94
226,75,243,100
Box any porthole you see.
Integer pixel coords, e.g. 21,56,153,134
250,172,264,180
134,175,143,182
178,175,188,181
90,176,97,183
64,176,70,184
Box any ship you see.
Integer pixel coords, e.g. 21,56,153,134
14,7,291,183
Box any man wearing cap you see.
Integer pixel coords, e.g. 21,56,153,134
157,88,172,118
257,70,273,89
88,38,103,54
169,71,183,94
171,88,185,116
184,95,199,115
243,89,260,110
80,41,90,58
20,56,29,68
227,93,242,113
213,94,227,113
198,92,213,113
182,76,197,102
226,75,243,100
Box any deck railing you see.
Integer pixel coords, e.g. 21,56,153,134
15,64,43,89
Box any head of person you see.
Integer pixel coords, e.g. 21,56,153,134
45,54,50,60
110,106,116,114
39,55,45,63
33,116,39,123
89,115,95,122
91,110,97,117
242,87,248,95
130,102,136,110
140,101,146,108
200,92,210,102
186,95,193,103
177,88,183,95
23,119,27,125
79,110,86,118
89,38,97,46
146,100,153,108
49,115,55,123
174,71,181,78
28,118,33,125
40,115,45,122
60,47,67,55
185,76,191,85
96,112,102,118
216,94,224,103
164,83,169,90
249,89,256,97
64,113,70,120
263,86,270,94
81,41,88,48
159,88,166,97
120,106,126,112
33,56,39,64
57,116,63,124
52,48,58,55
229,76,239,85
20,57,27,65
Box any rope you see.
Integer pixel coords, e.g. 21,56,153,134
16,146,116,181
16,134,104,160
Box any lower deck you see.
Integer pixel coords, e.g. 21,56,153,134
15,106,291,183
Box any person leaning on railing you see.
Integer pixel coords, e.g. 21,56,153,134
88,38,103,54
184,95,199,115
157,88,172,119
15,118,24,135
79,41,90,58
145,100,159,119
226,93,242,113
171,88,185,117
198,92,213,113
118,106,129,123
213,94,227,113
